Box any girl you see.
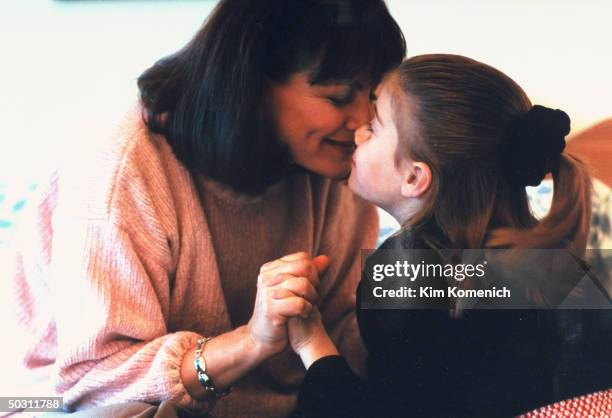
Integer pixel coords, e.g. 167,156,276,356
287,54,612,417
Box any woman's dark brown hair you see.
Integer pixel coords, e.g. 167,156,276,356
138,0,405,194
392,54,591,251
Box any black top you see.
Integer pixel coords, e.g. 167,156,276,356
294,230,612,418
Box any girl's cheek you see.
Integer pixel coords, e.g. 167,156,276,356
355,153,372,176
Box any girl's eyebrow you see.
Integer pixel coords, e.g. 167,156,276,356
374,103,383,126
370,92,383,126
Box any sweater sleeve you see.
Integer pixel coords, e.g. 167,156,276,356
316,182,379,377
12,113,213,412
47,218,210,412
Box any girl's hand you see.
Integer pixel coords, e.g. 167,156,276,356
289,307,339,369
288,306,325,353
247,252,329,358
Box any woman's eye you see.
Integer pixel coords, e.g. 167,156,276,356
328,92,355,107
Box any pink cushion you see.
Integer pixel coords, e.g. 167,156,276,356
519,388,612,417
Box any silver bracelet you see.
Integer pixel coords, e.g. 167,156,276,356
194,337,231,398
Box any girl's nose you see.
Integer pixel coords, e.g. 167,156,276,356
355,124,371,146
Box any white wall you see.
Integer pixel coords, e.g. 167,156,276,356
388,0,612,135
1,0,611,183
0,0,217,183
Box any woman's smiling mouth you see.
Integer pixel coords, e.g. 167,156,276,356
323,138,356,151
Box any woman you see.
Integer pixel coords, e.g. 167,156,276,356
287,55,612,417
6,1,405,417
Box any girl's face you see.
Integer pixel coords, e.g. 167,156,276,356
348,78,409,213
268,72,373,179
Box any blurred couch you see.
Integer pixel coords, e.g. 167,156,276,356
567,118,612,188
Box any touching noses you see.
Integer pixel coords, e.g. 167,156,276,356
355,124,372,146
345,90,374,132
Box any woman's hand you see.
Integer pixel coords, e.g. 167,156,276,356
182,252,326,402
247,252,330,358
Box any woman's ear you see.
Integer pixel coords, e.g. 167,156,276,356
400,162,432,198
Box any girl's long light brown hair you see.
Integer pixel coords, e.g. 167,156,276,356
393,54,591,252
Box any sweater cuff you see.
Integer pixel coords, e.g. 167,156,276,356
160,331,213,413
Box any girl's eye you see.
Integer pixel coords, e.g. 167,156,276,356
367,118,377,132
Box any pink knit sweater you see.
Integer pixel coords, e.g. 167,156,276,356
5,107,378,417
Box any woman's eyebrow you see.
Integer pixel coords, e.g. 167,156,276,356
330,80,363,91
314,82,353,95
352,80,364,90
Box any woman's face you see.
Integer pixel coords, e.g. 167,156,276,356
348,78,409,211
268,72,373,179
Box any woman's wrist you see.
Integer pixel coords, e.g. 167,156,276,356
243,323,281,361
180,325,275,401
297,332,339,370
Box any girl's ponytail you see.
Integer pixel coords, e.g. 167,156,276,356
488,105,592,251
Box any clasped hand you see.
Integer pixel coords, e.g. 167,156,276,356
247,251,330,358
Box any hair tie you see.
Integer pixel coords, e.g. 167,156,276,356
501,105,570,187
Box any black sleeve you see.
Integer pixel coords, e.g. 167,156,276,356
294,355,366,418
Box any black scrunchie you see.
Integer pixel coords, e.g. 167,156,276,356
501,105,570,187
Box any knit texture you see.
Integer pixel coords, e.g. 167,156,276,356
4,106,377,417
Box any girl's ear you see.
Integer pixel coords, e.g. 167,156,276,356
400,162,432,198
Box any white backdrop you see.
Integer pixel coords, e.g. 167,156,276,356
1,0,611,183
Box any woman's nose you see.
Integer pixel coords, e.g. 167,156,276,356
345,90,373,131
355,124,371,146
